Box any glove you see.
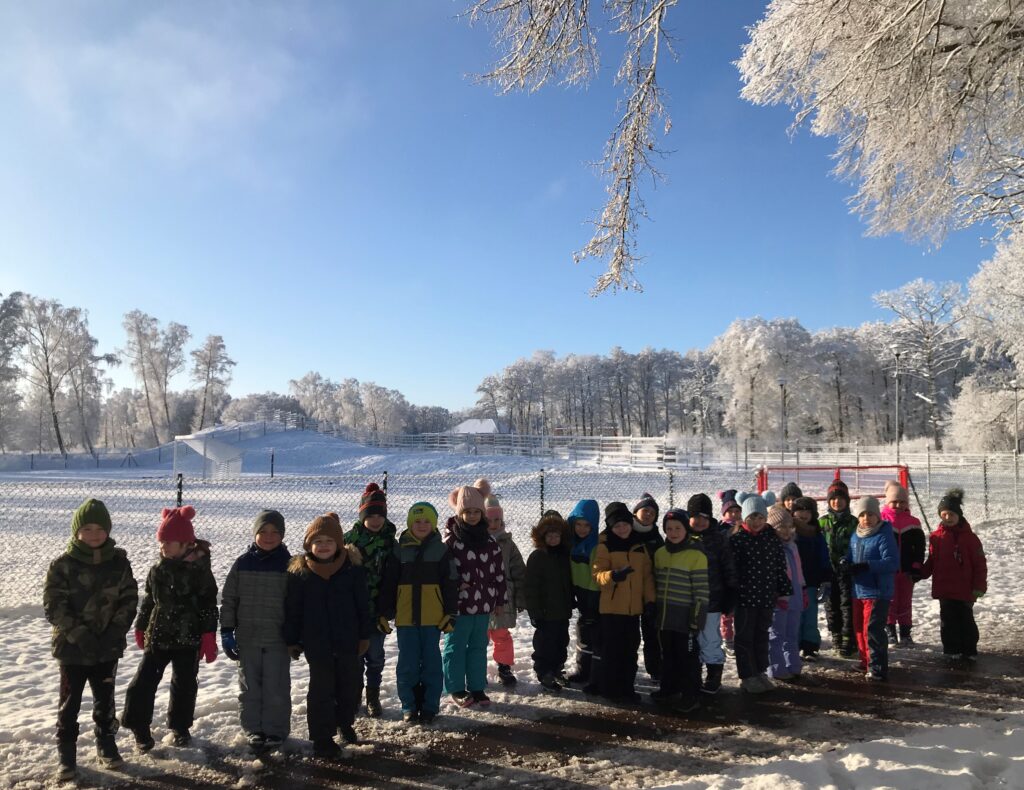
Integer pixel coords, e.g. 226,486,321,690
377,616,393,635
776,597,789,611
817,583,832,603
221,629,239,661
610,566,634,583
849,562,870,576
357,639,370,656
200,632,217,664
438,614,457,634
838,557,852,576
643,602,656,620
134,629,146,650
802,589,809,610
973,589,985,600
288,645,303,661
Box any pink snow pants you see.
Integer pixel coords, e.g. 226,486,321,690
489,628,515,665
887,572,915,627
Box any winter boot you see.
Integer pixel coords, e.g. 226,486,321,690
899,625,915,648
313,739,342,760
470,690,492,707
539,673,563,693
566,669,587,684
56,741,76,781
96,732,124,768
365,686,382,718
701,664,724,695
413,682,426,711
132,727,155,753
171,729,191,747
885,624,898,647
338,725,358,745
497,663,518,688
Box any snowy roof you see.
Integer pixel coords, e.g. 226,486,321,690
449,418,509,434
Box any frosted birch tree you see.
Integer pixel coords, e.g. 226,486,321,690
0,292,23,453
191,335,235,431
966,230,1024,367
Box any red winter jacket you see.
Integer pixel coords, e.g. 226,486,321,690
919,520,987,602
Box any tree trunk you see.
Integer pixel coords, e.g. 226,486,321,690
47,380,66,455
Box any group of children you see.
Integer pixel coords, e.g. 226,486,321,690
43,477,988,779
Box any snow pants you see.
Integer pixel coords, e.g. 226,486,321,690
237,644,291,739
123,647,200,733
573,602,602,685
887,572,915,627
442,613,489,694
853,598,890,679
769,605,803,678
57,660,118,743
361,631,387,689
640,605,662,679
532,619,570,680
733,606,773,680
799,586,822,652
939,599,979,657
396,626,443,715
826,573,855,650
305,653,362,741
489,628,515,666
697,612,725,665
600,614,640,699
658,630,701,704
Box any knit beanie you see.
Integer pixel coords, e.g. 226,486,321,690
605,501,634,529
632,492,659,520
827,479,850,504
686,493,713,519
719,489,739,515
253,509,285,538
407,502,439,531
737,492,769,521
484,494,504,523
767,504,793,530
71,498,112,537
448,484,486,515
937,488,965,518
359,483,387,520
304,512,345,551
157,505,197,544
852,496,881,518
884,479,909,504
792,496,818,516
780,482,803,501
662,508,689,528
473,478,493,498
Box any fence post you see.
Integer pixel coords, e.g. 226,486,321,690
270,449,275,478
744,438,749,470
158,445,162,463
539,468,545,517
700,439,705,470
30,453,34,470
855,440,860,469
263,421,267,436
734,433,739,471
668,469,674,509
983,459,989,519
926,445,932,499
1015,448,1020,511
382,470,388,494
176,473,183,507
796,441,800,467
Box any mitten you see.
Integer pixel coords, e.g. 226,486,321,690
817,582,832,603
200,632,217,664
610,566,634,583
438,615,456,634
357,639,370,656
838,557,852,576
221,629,239,661
973,589,985,600
849,562,870,575
377,616,393,635
776,597,789,611
288,645,303,661
134,629,146,651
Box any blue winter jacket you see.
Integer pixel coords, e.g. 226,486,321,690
846,522,899,600
795,529,832,588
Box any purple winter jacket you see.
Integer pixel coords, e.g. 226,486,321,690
444,516,508,616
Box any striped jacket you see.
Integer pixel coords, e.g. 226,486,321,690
378,529,459,628
653,541,710,633
220,543,291,648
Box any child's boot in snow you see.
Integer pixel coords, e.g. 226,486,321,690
96,732,124,768
365,686,382,718
497,664,518,688
899,625,915,648
56,741,76,781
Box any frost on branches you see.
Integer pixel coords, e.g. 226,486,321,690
738,0,1024,243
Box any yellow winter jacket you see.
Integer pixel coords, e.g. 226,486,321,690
592,533,656,616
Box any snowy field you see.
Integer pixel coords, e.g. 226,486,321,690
1,431,1022,789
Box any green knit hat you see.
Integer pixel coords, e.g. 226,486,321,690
71,498,112,536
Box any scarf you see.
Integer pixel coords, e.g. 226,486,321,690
856,521,883,539
65,536,118,565
449,517,491,548
603,527,643,553
632,519,656,535
304,550,345,580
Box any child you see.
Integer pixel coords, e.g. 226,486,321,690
651,509,709,713
220,509,291,754
482,487,527,688
344,482,398,718
845,496,898,681
443,483,508,708
881,481,925,647
718,490,743,653
284,513,371,759
780,482,803,512
593,502,656,702
766,505,805,680
792,496,831,660
123,506,218,751
523,511,573,692
919,488,987,661
820,479,858,657
685,493,737,695
632,493,664,681
378,502,459,725
730,493,791,693
567,499,602,690
44,498,138,780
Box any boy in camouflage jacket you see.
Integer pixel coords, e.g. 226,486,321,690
122,506,219,751
44,498,138,780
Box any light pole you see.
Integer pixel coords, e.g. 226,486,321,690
1013,379,1020,508
777,377,787,464
891,347,902,466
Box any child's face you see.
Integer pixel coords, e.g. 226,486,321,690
487,516,503,534
858,512,880,529
776,523,795,542
573,518,592,539
255,525,282,551
829,496,848,512
664,520,687,544
311,536,337,558
783,497,797,511
939,509,960,526
363,515,386,532
410,518,434,540
611,520,633,539
544,530,562,547
160,540,187,559
724,506,742,525
635,507,657,526
688,513,709,533
889,499,908,512
792,508,813,525
744,513,767,533
462,508,483,526
77,523,108,548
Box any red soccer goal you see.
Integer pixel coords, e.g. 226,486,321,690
756,464,909,501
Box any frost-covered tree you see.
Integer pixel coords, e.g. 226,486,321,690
152,321,191,439
121,311,163,446
221,392,304,423
739,0,1024,244
360,382,409,434
0,292,24,453
948,375,1017,452
966,230,1024,369
190,335,235,430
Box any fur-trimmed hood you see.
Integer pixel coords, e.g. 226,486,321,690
531,512,569,549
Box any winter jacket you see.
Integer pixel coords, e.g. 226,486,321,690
489,530,527,629
779,540,806,612
653,540,709,633
135,543,218,651
524,544,574,622
284,548,373,660
687,520,738,613
919,519,987,602
219,543,291,648
378,528,459,628
820,508,858,570
794,525,832,588
44,547,137,666
568,500,601,616
592,531,656,616
444,517,508,616
344,519,398,620
880,506,926,573
846,522,899,600
729,526,793,609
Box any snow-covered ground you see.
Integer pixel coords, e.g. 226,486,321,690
2,431,1021,788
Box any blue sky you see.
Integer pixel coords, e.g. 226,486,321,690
0,1,991,411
